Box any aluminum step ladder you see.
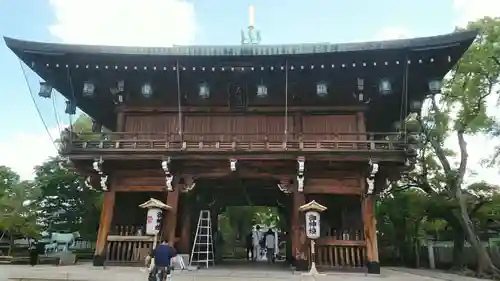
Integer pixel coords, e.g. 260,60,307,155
189,210,215,268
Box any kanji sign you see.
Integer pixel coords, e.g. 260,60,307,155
305,211,321,239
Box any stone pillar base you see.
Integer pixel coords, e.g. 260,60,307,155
366,261,380,274
92,255,105,266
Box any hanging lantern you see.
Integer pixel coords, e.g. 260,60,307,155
316,82,328,97
357,78,364,91
410,100,423,112
256,84,268,98
199,82,210,99
141,83,153,98
428,79,442,94
65,100,76,115
38,82,52,98
82,81,95,97
378,78,392,95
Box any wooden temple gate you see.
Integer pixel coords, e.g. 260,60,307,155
6,29,475,274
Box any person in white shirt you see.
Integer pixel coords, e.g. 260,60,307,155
265,229,276,263
251,225,263,261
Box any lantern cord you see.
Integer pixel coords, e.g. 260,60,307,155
176,60,183,138
401,55,410,143
51,91,62,133
18,59,58,151
284,60,289,142
66,68,76,136
403,54,409,143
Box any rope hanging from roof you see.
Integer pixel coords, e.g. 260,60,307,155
176,60,183,138
18,59,58,151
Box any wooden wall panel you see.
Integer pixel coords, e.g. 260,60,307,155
301,115,357,140
124,114,179,139
183,115,293,141
305,178,361,195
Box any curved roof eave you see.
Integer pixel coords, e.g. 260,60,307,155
4,30,478,57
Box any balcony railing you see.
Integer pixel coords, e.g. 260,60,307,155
62,132,407,154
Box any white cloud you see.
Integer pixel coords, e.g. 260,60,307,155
48,0,197,46
0,127,61,180
373,27,410,41
453,0,500,27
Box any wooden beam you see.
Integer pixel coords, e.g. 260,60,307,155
304,178,362,195
93,191,115,266
177,203,191,254
120,105,367,113
362,194,380,274
114,185,166,192
68,152,406,164
164,188,180,243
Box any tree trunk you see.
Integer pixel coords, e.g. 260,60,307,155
452,229,466,269
455,188,499,275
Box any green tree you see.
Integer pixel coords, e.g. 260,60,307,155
0,170,40,255
34,157,102,240
377,188,429,267
408,17,500,275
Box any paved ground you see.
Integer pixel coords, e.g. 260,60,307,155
0,263,493,281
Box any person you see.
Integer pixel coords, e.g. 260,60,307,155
251,225,263,261
146,240,176,281
28,239,39,266
245,232,253,261
265,229,276,263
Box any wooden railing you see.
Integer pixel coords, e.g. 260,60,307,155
313,229,366,270
106,235,154,264
64,132,406,153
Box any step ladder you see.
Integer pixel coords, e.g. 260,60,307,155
189,210,215,268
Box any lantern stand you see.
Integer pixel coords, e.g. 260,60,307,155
298,200,327,278
139,198,172,272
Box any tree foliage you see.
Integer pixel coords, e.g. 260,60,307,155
384,16,500,275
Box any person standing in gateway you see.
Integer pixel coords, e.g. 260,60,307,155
252,225,263,261
265,229,276,263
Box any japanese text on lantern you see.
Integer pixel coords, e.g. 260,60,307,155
305,211,321,239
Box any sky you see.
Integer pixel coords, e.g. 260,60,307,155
0,0,499,182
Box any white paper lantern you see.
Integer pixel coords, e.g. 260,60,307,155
146,208,163,235
305,211,321,239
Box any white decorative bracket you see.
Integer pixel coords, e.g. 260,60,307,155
161,157,174,191
230,158,237,172
84,176,93,189
366,159,379,195
92,157,108,191
297,175,305,192
297,156,305,192
100,175,109,191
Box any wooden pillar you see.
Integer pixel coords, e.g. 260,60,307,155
291,189,307,270
363,194,380,274
177,201,192,254
164,188,180,244
93,191,115,266
116,108,125,131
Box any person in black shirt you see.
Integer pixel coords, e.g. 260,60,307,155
146,240,176,281
245,232,253,261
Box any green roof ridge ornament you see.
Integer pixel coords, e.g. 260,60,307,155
241,5,261,45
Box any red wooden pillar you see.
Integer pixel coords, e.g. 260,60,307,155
291,189,307,270
363,194,380,274
177,202,191,254
163,188,180,244
93,191,115,266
